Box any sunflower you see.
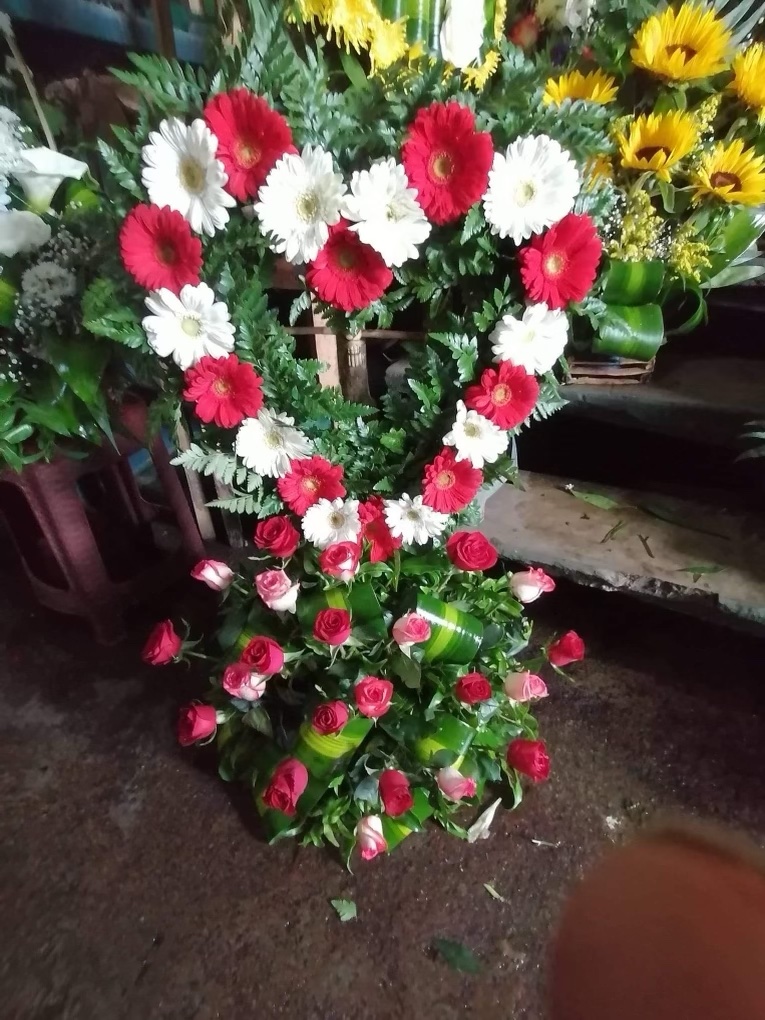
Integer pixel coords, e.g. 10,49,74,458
692,139,765,206
543,69,619,106
584,153,614,190
631,4,731,82
616,111,699,181
731,44,765,122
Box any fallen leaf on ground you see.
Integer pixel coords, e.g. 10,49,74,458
600,520,626,544
432,937,482,974
330,898,357,922
677,564,725,583
637,534,654,558
564,486,627,511
530,838,562,848
484,882,507,903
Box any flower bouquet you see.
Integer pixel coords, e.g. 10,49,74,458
85,0,607,858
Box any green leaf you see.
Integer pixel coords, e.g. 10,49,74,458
389,647,422,690
593,303,665,361
243,705,273,737
484,883,507,903
96,139,142,199
353,774,379,803
339,49,369,91
677,564,725,583
601,260,665,305
432,938,482,974
703,263,765,289
600,520,626,543
330,898,357,922
565,487,626,511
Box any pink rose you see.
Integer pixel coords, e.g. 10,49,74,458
354,676,394,718
177,702,217,746
379,769,414,817
318,541,361,581
262,757,309,816
436,766,478,802
356,815,387,861
221,663,267,702
509,567,556,603
190,558,234,592
312,608,351,646
548,630,585,667
141,620,182,666
239,636,284,676
391,612,431,650
311,700,350,736
255,569,299,613
503,670,548,702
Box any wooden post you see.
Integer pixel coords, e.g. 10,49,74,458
150,0,176,58
339,333,372,404
310,301,342,390
175,419,217,544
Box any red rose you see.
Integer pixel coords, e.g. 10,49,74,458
354,676,394,718
240,635,284,676
446,530,499,571
142,620,182,666
379,769,414,817
318,541,361,581
548,630,586,667
253,515,300,558
262,757,309,816
506,738,550,782
311,700,350,736
177,703,217,746
313,608,351,646
455,671,493,704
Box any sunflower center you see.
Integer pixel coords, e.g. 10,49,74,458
212,378,230,396
235,139,261,169
544,253,565,277
666,43,697,61
335,245,358,271
710,171,742,191
492,383,512,406
463,422,481,439
329,511,345,528
301,476,320,494
296,190,319,222
636,145,671,162
180,315,201,337
179,158,205,194
515,180,537,206
436,469,455,489
430,152,454,182
156,242,177,266
264,429,284,449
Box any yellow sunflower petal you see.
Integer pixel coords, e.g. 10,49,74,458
616,111,699,182
631,3,731,82
543,69,619,106
368,16,407,75
731,43,765,119
692,138,765,206
463,50,501,91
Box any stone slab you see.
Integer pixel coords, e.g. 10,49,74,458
483,472,765,631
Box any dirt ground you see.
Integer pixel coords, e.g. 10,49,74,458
1,573,764,1020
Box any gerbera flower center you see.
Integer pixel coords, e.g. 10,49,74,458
666,44,697,61
212,378,231,396
463,422,482,439
235,139,262,169
436,470,455,490
156,242,177,266
405,509,422,522
335,245,358,271
514,180,537,206
544,253,566,277
710,171,742,191
329,511,346,528
179,158,206,194
491,383,512,406
429,151,455,182
635,145,671,162
180,315,202,337
296,190,320,222
265,429,284,449
301,476,320,494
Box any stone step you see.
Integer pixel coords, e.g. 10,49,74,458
482,472,765,633
562,356,765,448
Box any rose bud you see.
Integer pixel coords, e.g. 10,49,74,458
503,671,548,702
177,702,217,746
506,738,550,782
379,769,414,817
255,569,299,614
354,676,394,718
548,630,585,667
391,612,431,651
311,700,350,736
356,815,387,861
509,567,556,603
318,541,361,581
221,663,267,702
312,607,351,646
239,635,284,676
190,558,234,592
446,530,499,571
253,515,300,558
454,671,493,704
141,619,182,666
436,766,478,802
262,757,309,816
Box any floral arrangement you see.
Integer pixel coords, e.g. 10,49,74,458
507,0,765,365
82,0,610,858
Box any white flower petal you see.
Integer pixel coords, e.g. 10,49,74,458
12,147,88,212
0,210,51,256
302,497,361,549
467,798,502,843
142,282,235,369
490,303,569,375
235,408,311,479
442,401,508,469
440,0,485,68
383,494,448,546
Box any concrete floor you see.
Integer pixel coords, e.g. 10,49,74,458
2,573,765,1020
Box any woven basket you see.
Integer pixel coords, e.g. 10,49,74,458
564,355,656,386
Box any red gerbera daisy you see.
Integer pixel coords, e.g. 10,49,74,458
119,204,202,293
306,220,393,312
183,354,264,429
401,101,494,225
422,448,483,513
519,213,602,310
277,456,346,516
203,88,296,202
464,361,540,430
359,495,402,562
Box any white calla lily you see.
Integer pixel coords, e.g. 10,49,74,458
12,147,88,213
0,210,51,256
440,0,485,68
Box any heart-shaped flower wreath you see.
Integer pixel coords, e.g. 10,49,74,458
87,5,607,858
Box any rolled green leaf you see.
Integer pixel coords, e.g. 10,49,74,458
592,303,665,361
415,592,484,664
414,714,476,763
255,715,373,840
704,209,764,279
297,581,387,640
601,260,666,305
381,787,434,851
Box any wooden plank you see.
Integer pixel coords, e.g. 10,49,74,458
150,0,176,58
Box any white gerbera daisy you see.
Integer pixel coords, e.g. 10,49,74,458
235,408,311,479
483,135,580,245
255,145,345,264
142,282,235,369
141,118,235,237
302,497,361,549
384,494,449,546
491,303,569,375
443,401,509,469
341,158,431,268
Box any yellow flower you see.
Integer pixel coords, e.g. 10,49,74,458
692,94,722,134
692,138,765,206
616,111,699,181
608,190,664,262
631,4,731,82
368,16,407,74
322,0,377,52
584,154,614,190
669,222,711,281
493,0,508,40
731,43,765,122
463,50,501,91
290,0,326,21
543,69,619,106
